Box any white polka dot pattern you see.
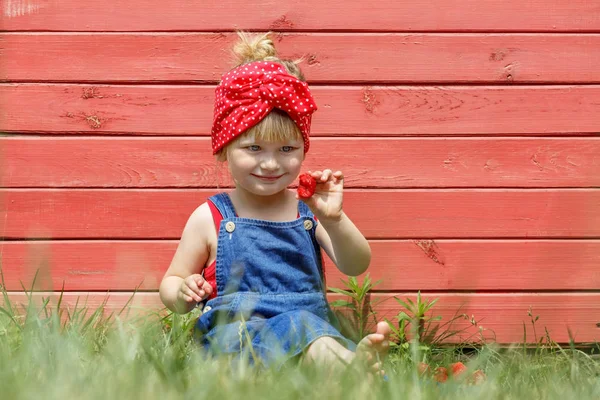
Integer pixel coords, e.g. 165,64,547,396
211,61,318,154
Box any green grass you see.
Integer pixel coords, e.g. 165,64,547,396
1,290,599,400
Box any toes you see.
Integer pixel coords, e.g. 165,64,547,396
379,340,390,353
357,334,377,350
362,333,390,352
377,321,392,337
355,346,375,362
366,333,386,345
357,333,390,359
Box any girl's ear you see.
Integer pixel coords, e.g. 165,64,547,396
215,150,227,163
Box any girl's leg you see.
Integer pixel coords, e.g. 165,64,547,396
302,321,391,374
301,336,354,368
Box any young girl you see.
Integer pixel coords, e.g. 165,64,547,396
159,31,390,373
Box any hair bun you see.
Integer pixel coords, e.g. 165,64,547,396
230,31,306,81
232,31,278,65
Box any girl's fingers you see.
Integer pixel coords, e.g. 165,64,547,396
194,275,207,290
182,287,200,303
309,169,342,183
187,278,201,294
189,288,202,302
192,275,213,298
200,280,213,296
185,278,203,299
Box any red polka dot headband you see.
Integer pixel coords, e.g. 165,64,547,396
211,61,318,154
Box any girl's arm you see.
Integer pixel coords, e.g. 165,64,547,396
302,169,371,276
315,214,371,276
159,203,213,314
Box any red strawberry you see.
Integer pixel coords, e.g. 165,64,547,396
434,367,448,383
297,173,317,199
417,362,430,375
467,369,486,385
450,362,468,378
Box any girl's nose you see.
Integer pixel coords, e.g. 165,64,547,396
260,155,279,170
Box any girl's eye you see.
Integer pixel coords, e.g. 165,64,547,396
281,146,294,153
247,145,261,152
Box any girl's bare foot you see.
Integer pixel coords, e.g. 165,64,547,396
355,321,391,375
301,322,391,378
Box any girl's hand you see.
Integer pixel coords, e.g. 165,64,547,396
297,169,344,222
178,274,213,304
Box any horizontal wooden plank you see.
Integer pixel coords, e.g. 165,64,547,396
4,137,600,188
2,84,600,135
2,291,598,344
3,33,600,83
1,189,599,239
1,1,598,32
2,240,600,291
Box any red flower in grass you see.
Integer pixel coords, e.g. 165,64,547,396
450,362,468,377
451,362,486,385
422,362,486,385
417,362,431,375
433,367,448,383
467,369,486,385
297,173,317,199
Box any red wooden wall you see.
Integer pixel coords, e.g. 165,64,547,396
1,0,599,344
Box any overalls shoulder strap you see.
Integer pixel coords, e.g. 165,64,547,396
298,200,316,220
207,192,237,219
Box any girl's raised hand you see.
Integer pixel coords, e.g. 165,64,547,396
297,169,344,222
178,274,213,304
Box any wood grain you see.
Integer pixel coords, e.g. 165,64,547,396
3,137,599,188
1,189,599,239
2,84,600,135
2,33,599,83
2,240,599,291
1,1,598,32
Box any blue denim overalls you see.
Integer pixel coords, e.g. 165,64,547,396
195,192,356,367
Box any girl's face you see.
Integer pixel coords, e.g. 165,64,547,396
226,134,305,197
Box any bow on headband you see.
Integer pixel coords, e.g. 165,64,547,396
211,61,318,154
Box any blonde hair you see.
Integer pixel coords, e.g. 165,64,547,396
215,31,306,162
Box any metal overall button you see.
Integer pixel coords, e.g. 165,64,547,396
202,305,212,313
304,219,313,230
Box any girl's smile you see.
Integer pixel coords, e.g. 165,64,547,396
226,136,304,196
251,173,286,182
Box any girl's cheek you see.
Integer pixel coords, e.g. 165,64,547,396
288,156,303,169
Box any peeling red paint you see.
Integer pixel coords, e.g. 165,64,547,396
307,54,320,66
81,87,104,99
85,114,103,129
503,62,517,82
270,15,294,30
489,50,506,62
61,111,107,129
413,239,446,265
362,86,380,113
